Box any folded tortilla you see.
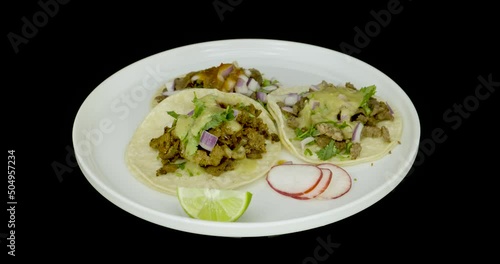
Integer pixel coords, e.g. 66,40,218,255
125,88,282,195
266,84,403,166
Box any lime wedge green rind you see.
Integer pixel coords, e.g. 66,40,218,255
177,187,252,222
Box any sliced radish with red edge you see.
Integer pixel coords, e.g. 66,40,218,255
296,168,332,200
316,163,352,200
266,164,323,198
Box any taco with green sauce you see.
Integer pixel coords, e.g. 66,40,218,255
126,88,282,195
266,81,403,166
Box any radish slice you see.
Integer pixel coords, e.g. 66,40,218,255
316,163,352,199
296,168,332,200
266,164,323,197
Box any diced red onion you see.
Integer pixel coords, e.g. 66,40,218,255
311,100,320,110
233,109,239,117
339,109,348,121
162,90,177,96
235,81,249,94
309,84,320,91
247,78,260,91
217,64,234,82
281,106,294,113
187,109,194,116
386,102,394,115
284,93,300,106
351,122,364,143
300,136,315,149
238,74,249,84
190,75,200,82
256,91,267,103
219,64,233,78
199,130,218,151
165,81,175,92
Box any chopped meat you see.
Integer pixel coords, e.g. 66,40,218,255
350,143,362,159
204,159,236,176
369,99,394,121
362,125,382,138
155,63,268,104
149,127,181,162
244,128,267,154
361,125,391,142
316,123,344,141
381,126,391,142
156,164,179,176
149,101,280,176
315,135,331,148
191,144,227,167
286,116,300,129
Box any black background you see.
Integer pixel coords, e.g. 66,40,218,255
3,0,498,262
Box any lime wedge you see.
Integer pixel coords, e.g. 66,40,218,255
177,187,252,222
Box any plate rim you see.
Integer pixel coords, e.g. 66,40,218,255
73,38,420,237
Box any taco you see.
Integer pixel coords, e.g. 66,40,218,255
151,62,280,109
126,88,282,195
266,81,403,166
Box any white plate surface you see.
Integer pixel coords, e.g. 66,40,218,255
73,39,420,237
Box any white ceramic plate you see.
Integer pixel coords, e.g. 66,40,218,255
73,39,420,237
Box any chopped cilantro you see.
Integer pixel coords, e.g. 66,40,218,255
315,140,339,160
295,126,319,140
304,148,313,156
359,85,376,115
167,111,180,119
201,106,235,132
192,94,205,118
262,78,279,87
177,162,186,170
